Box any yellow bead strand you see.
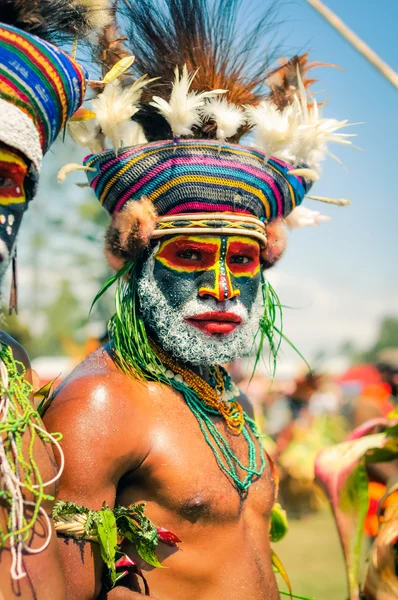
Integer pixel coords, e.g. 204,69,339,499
151,341,245,435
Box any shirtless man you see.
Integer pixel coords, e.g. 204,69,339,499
0,9,89,596
45,1,354,597
45,233,279,600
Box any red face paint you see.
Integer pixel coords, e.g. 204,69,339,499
155,234,261,337
0,147,28,205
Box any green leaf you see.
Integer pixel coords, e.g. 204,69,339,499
279,592,316,600
97,509,118,583
36,376,59,416
270,503,288,543
89,262,132,315
136,539,163,568
52,500,90,519
272,550,292,598
315,432,388,599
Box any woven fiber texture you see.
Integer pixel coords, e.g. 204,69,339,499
84,139,313,224
0,23,86,156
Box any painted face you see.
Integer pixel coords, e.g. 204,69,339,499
0,144,28,283
137,234,264,366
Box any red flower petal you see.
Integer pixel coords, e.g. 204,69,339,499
115,554,137,569
157,527,182,546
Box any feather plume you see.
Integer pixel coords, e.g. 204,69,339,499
68,120,105,153
245,100,298,160
286,71,357,170
91,75,152,150
267,53,339,110
77,0,112,34
0,0,112,43
285,206,331,229
116,0,282,141
149,65,226,137
57,163,95,183
201,97,245,143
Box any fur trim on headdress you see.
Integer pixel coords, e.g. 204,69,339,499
104,196,157,268
0,0,112,43
261,219,287,269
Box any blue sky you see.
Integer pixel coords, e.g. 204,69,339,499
16,0,398,367
260,0,398,363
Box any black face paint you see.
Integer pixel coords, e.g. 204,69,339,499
0,147,29,284
152,234,261,313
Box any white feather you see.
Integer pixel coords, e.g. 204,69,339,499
201,97,245,141
245,100,298,159
77,0,113,33
149,65,227,137
68,120,104,153
287,71,357,169
120,120,148,147
91,76,151,151
57,163,95,184
285,206,331,229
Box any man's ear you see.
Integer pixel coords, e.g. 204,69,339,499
260,220,287,269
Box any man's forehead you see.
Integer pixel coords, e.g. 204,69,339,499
159,234,261,249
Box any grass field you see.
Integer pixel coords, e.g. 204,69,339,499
276,510,348,600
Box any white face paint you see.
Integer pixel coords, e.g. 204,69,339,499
137,251,264,366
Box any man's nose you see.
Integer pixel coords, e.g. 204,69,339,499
198,270,240,302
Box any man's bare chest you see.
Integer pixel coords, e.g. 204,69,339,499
116,387,275,526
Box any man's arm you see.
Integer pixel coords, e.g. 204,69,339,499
44,372,153,600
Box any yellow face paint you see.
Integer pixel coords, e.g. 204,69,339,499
0,147,28,206
155,234,260,303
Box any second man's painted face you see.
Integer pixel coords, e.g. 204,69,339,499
138,234,264,366
0,143,29,283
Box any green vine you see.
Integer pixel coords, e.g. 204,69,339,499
0,343,62,549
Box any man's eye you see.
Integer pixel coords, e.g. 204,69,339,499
177,250,202,261
230,255,252,265
0,176,16,188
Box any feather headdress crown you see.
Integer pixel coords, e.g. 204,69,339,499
0,1,112,197
64,0,356,268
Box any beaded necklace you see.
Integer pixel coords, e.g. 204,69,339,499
150,341,266,492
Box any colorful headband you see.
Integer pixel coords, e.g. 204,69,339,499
0,23,87,195
84,139,313,247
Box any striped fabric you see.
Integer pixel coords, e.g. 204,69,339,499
0,23,86,154
84,139,313,223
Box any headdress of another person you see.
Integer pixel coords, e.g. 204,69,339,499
66,0,355,271
0,0,112,200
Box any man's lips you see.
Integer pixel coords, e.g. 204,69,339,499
185,312,242,335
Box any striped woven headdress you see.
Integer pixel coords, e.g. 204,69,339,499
85,139,312,248
0,23,87,197
67,0,354,269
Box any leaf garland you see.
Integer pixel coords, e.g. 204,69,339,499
53,500,178,585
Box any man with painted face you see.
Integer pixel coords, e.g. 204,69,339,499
0,4,100,595
44,1,354,598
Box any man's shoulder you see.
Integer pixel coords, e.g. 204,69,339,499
44,346,157,470
46,345,156,425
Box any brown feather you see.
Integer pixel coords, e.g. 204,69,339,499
267,53,341,110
